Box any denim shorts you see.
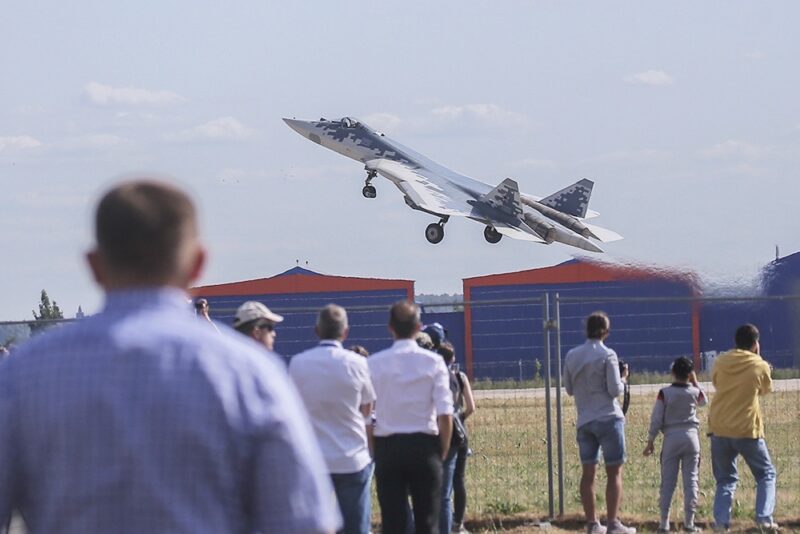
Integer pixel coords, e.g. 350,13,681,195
576,416,626,466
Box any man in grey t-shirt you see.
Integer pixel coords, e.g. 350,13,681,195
564,312,635,534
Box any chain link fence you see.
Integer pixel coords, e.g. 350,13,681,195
1,293,798,528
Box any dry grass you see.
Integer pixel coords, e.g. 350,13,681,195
460,389,800,531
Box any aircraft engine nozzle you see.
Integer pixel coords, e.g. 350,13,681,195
520,195,599,240
523,213,603,253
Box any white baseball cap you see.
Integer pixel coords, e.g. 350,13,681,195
233,301,284,328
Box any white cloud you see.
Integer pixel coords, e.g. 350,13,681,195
430,103,528,128
361,112,403,133
0,135,42,151
700,140,770,160
85,81,184,106
623,69,675,86
114,111,162,123
598,148,670,162
744,51,765,60
58,134,125,150
167,117,257,142
362,103,530,136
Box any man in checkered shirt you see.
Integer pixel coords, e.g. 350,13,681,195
0,180,340,533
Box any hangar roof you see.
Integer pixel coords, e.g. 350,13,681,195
762,250,800,295
463,258,699,290
192,266,414,297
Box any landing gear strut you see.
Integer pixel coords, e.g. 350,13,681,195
484,225,502,244
362,169,377,198
425,217,449,244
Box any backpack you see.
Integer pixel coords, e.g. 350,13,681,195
449,368,468,449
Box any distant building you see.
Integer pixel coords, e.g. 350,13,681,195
463,258,700,380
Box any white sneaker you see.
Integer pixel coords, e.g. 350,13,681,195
756,521,780,532
586,522,607,534
607,520,636,534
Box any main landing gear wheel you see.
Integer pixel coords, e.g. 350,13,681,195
484,226,502,244
425,222,445,244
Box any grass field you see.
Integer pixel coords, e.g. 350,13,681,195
459,386,800,532
471,368,800,391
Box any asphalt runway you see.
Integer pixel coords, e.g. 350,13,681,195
473,378,800,400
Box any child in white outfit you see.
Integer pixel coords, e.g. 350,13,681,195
643,357,707,533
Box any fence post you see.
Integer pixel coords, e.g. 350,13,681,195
554,293,565,517
542,294,555,519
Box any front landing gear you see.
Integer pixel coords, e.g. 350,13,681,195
362,169,377,198
425,217,449,244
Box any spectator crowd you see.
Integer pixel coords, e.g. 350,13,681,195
0,179,781,534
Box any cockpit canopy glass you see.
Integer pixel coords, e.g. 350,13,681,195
341,117,359,128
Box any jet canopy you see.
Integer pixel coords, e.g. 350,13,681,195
341,117,359,128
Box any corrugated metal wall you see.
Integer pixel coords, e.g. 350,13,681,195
467,280,696,380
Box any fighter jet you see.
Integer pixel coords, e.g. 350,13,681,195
284,116,622,252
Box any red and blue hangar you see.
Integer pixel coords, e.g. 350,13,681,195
463,259,701,380
192,267,413,356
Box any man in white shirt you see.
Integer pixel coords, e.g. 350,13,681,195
368,301,454,534
289,304,376,534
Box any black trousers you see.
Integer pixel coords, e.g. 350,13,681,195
374,433,442,534
452,441,469,526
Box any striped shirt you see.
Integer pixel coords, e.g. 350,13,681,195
647,383,708,441
0,288,340,533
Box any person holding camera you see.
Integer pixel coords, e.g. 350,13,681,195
194,297,220,334
564,312,635,534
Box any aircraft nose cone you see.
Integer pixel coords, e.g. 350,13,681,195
283,118,313,136
283,118,324,145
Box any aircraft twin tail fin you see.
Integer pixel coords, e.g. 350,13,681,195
540,178,594,218
480,178,523,218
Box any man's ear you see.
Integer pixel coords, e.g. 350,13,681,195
86,249,107,288
342,326,350,342
187,245,206,285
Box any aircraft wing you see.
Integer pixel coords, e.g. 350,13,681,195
492,222,546,243
583,222,623,242
365,159,472,217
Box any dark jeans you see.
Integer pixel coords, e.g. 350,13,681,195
375,433,443,534
452,443,469,527
440,447,458,534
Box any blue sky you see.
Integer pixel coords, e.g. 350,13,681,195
2,2,798,319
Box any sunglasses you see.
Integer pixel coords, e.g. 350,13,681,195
256,322,275,333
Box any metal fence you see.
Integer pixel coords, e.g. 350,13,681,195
1,293,798,528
